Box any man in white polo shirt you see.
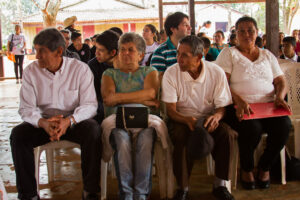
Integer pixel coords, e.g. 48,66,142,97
162,35,236,200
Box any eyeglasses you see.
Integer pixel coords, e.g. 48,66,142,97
237,29,256,35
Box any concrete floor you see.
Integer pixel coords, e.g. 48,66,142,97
1,79,300,200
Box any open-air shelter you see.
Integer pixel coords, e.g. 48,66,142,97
0,0,279,79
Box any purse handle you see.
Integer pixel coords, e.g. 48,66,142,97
122,106,128,131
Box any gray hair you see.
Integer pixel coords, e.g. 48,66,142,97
60,29,71,38
179,35,204,56
33,28,66,52
118,32,146,54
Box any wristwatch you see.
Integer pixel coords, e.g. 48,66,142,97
69,116,76,127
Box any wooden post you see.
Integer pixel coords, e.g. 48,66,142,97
159,0,163,31
0,14,4,80
266,0,279,56
188,0,196,35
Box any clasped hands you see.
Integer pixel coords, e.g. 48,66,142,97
38,115,71,141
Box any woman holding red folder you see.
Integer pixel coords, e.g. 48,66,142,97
216,16,291,190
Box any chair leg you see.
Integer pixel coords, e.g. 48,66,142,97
46,149,54,182
101,160,108,200
206,154,215,176
294,120,300,159
280,146,286,185
231,140,239,190
34,147,41,194
154,144,167,199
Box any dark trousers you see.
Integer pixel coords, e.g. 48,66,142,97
224,105,291,172
14,55,24,79
168,118,237,189
10,119,102,199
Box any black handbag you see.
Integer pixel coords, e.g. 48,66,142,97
9,34,14,51
116,107,148,129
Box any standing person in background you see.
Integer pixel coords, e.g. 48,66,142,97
68,32,91,63
142,24,160,66
199,21,213,40
7,24,26,84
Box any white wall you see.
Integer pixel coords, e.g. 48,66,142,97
290,9,300,35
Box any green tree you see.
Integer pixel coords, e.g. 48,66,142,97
0,0,38,43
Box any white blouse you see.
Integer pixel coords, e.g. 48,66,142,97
215,47,283,103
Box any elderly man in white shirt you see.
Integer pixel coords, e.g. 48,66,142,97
10,28,101,200
162,35,236,200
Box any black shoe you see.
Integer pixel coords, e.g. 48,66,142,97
257,178,270,189
20,195,40,200
172,189,189,200
82,192,99,200
240,179,255,190
240,170,255,190
212,186,235,200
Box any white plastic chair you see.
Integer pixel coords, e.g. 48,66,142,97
254,134,286,185
34,140,80,193
281,61,300,159
206,138,239,192
100,140,175,200
0,175,8,200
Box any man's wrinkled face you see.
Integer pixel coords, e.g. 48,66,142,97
35,44,61,69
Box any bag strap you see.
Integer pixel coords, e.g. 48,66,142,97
122,106,129,132
11,34,14,42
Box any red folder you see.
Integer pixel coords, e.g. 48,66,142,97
242,102,291,120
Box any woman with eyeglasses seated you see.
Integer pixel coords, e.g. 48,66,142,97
215,16,291,190
101,32,160,200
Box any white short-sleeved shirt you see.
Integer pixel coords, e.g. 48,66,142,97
215,47,284,103
142,42,160,66
7,34,26,55
162,61,232,118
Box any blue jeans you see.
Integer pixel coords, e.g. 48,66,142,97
111,127,155,200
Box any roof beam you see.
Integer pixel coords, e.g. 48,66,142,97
115,0,147,9
163,0,265,5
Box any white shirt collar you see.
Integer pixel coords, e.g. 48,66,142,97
183,60,206,83
284,54,298,62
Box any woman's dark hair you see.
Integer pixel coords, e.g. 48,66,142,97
109,27,123,36
255,36,263,48
230,33,236,41
199,37,211,49
96,30,120,52
164,12,189,37
145,24,158,42
215,30,225,39
235,16,258,30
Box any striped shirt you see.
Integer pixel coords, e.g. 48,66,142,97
150,38,177,72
